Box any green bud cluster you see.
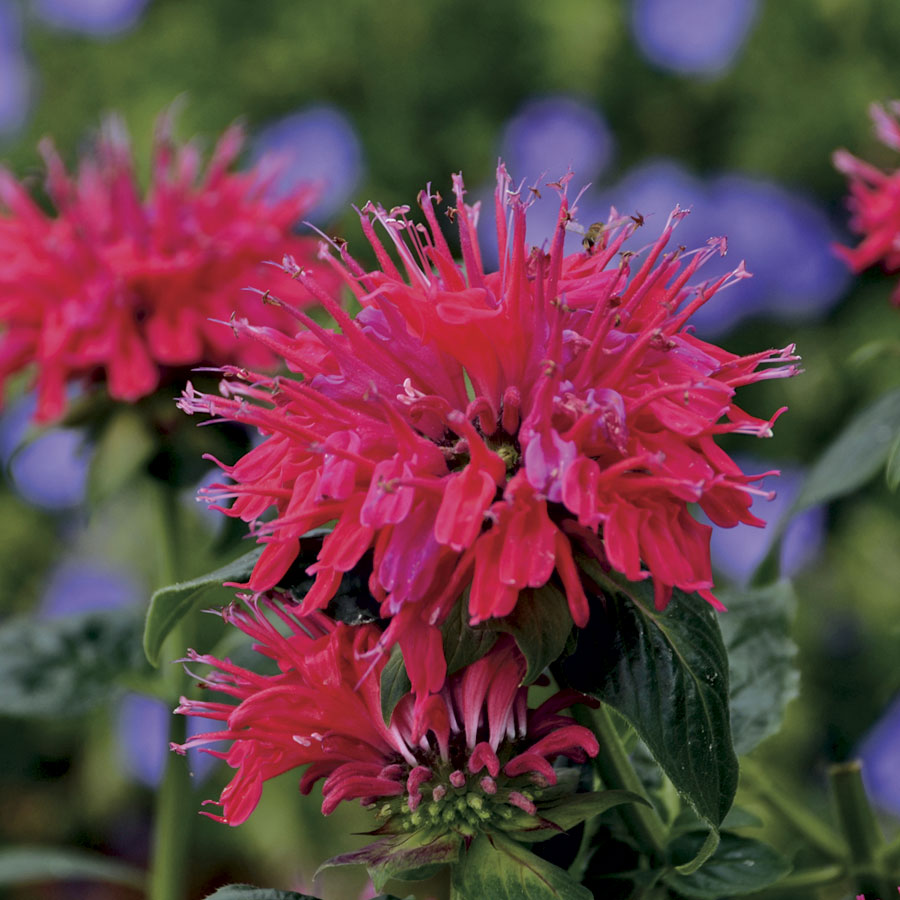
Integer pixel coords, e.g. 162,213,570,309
373,765,545,837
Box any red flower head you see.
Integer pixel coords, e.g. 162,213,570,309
0,108,337,422
179,165,799,695
834,101,900,303
174,593,598,833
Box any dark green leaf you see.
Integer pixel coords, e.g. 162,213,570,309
442,591,498,676
486,584,573,684
87,408,156,506
380,645,412,725
559,564,737,828
143,546,264,666
717,581,799,755
0,846,144,889
887,431,900,491
203,886,318,900
319,830,461,891
451,832,591,899
791,387,900,514
674,828,719,875
0,608,147,718
516,790,650,842
664,831,792,898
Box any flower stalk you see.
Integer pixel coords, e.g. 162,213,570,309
575,704,668,863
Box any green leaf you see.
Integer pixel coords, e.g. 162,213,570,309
485,584,574,684
516,790,650,842
442,591,498,676
143,546,264,665
717,581,799,755
319,830,461,891
886,431,900,491
451,832,592,899
87,408,156,506
664,831,792,898
559,564,737,828
674,828,720,876
380,644,412,725
0,846,144,889
0,608,147,718
791,387,900,514
144,527,335,666
203,886,318,900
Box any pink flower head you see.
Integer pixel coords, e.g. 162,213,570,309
174,593,598,833
179,165,799,695
834,101,900,304
0,107,337,422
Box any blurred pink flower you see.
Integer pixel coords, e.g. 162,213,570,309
0,108,336,421
834,101,900,304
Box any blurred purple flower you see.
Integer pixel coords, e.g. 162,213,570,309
631,0,759,76
252,105,363,224
30,0,150,35
0,394,91,509
117,693,218,787
0,1,32,136
500,95,614,186
705,463,825,586
598,160,849,335
39,558,141,618
859,694,900,817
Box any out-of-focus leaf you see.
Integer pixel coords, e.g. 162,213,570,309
143,546,264,666
0,845,144,889
86,408,156,506
450,832,591,899
718,581,799,755
560,563,737,830
791,387,900,514
886,431,900,491
203,886,317,900
0,608,147,717
664,831,792,898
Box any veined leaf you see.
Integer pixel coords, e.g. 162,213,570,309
717,581,799,755
560,564,737,829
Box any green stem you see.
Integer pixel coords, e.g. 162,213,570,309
829,761,889,900
148,484,192,900
568,772,602,882
741,757,846,860
576,704,668,863
149,710,192,900
752,864,844,895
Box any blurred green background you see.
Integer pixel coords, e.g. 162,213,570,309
1,0,900,897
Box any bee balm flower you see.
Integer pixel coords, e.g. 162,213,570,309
834,101,900,304
174,594,598,832
0,109,335,422
180,165,799,695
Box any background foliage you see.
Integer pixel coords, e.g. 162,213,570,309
1,0,900,897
